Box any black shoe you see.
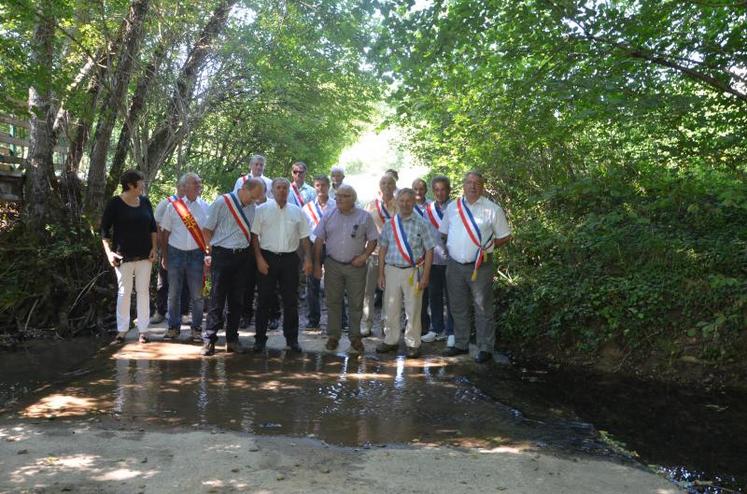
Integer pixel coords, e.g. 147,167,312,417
474,351,492,364
268,318,280,330
288,342,302,353
252,342,266,353
442,346,469,357
201,341,215,356
376,342,397,354
226,340,248,354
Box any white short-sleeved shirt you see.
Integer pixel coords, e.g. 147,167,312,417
439,196,511,263
160,196,209,251
251,200,310,253
154,197,170,226
233,174,274,199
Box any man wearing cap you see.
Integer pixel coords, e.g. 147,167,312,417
201,177,265,356
313,184,378,353
440,171,512,363
376,188,435,358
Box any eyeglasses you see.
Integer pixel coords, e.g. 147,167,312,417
292,170,305,175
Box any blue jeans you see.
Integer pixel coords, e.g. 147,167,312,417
167,245,204,330
429,264,454,335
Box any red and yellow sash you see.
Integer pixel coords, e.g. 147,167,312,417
167,195,208,253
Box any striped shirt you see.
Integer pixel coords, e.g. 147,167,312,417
204,195,256,249
378,213,436,267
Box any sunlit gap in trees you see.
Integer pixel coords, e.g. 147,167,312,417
336,124,428,204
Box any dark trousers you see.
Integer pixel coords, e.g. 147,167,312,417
428,264,454,335
420,286,430,334
255,250,300,345
241,256,258,323
204,247,252,343
156,262,190,316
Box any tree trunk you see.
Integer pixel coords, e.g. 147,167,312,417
141,0,238,180
23,9,56,230
84,0,150,218
105,38,167,198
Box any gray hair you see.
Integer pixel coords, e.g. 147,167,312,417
177,172,200,188
464,170,485,185
330,166,345,175
242,177,264,191
336,184,357,202
431,175,451,190
249,154,266,167
396,188,415,200
271,177,290,191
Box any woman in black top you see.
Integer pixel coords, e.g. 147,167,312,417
101,169,157,344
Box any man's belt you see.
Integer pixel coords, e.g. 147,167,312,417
213,245,250,254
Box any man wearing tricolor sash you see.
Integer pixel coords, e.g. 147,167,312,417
362,174,398,336
424,176,455,346
439,171,512,364
160,173,209,342
375,188,435,358
303,175,336,332
200,178,265,356
288,161,316,208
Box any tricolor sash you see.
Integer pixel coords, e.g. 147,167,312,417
426,201,445,229
375,198,391,223
390,214,424,290
290,183,305,207
222,192,252,242
456,197,494,280
414,203,426,218
167,195,208,254
304,200,324,227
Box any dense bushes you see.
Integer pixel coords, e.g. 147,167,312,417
0,222,114,346
495,169,747,362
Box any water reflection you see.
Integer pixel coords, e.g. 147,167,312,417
17,343,588,451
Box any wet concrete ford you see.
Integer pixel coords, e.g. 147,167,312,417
1,332,745,493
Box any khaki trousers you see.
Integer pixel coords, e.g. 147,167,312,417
382,264,423,348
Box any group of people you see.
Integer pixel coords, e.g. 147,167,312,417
100,155,511,363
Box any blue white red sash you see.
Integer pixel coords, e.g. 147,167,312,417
390,214,424,288
425,201,444,229
304,200,324,227
456,197,493,281
375,198,391,223
222,192,252,242
414,203,426,218
290,183,305,207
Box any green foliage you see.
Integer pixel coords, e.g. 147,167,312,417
376,0,747,365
